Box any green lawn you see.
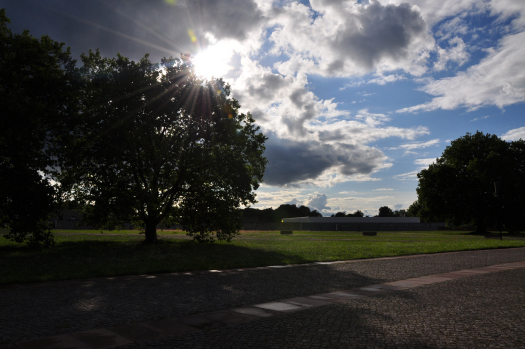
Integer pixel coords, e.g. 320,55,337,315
1,230,524,285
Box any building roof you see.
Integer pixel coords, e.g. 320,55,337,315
282,217,420,223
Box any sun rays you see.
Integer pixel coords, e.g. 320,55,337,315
192,43,234,80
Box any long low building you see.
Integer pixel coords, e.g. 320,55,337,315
281,216,445,231
282,217,420,223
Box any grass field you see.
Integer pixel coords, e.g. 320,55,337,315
1,229,524,285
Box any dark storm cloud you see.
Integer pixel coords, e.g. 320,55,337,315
249,108,268,122
289,88,306,108
318,129,346,142
0,0,262,62
283,93,317,137
281,99,316,137
262,135,385,186
330,1,426,71
183,0,263,41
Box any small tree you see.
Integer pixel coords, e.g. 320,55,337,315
61,51,267,243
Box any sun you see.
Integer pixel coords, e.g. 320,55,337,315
192,43,233,80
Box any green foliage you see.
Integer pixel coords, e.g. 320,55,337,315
416,132,525,232
0,10,77,247
61,51,267,243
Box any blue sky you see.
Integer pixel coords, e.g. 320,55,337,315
2,0,524,216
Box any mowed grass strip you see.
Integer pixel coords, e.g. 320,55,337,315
1,230,524,285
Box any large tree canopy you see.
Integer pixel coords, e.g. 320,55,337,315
416,131,525,232
61,51,267,243
0,10,77,247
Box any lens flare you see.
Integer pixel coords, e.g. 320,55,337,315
188,29,197,43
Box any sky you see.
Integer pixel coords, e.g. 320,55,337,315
2,0,524,216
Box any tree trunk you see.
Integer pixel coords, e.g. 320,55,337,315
144,220,158,244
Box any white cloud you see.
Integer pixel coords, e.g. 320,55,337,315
234,58,351,139
501,126,525,141
340,74,406,89
393,170,421,180
471,115,491,122
340,80,365,90
315,118,429,146
489,0,525,30
305,193,330,211
372,188,394,191
367,74,407,85
433,37,470,71
363,196,395,201
233,59,430,187
393,158,434,181
389,139,440,150
398,31,525,113
435,17,470,41
159,0,525,189
387,0,488,28
414,158,436,166
267,0,434,77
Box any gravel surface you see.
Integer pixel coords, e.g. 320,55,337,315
1,247,524,345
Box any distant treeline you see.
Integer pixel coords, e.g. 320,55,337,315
242,204,322,223
242,205,409,223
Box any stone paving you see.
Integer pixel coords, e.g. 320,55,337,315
1,247,525,348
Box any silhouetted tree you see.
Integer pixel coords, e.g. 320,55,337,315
61,51,267,243
406,200,422,218
416,131,525,233
308,209,323,217
378,206,394,217
0,10,78,247
392,209,407,217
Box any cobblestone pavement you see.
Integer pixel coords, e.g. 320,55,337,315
142,267,525,349
1,247,525,348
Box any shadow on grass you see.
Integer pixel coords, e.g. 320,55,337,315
0,237,321,284
0,244,422,345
